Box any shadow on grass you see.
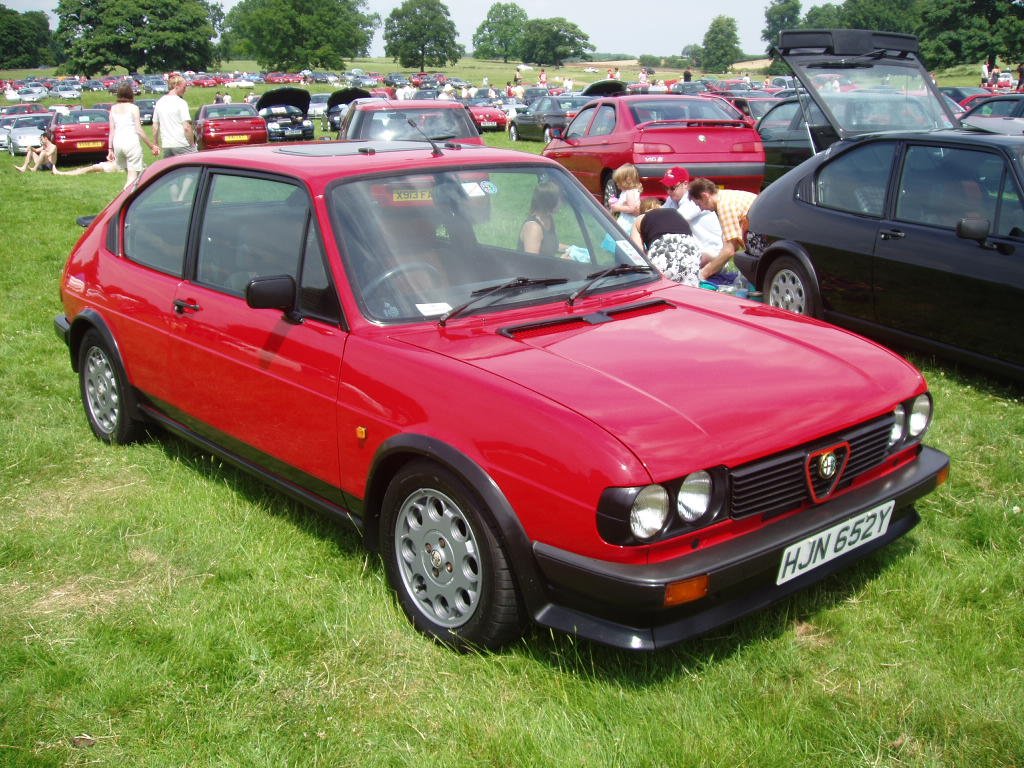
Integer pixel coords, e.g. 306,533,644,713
144,423,920,682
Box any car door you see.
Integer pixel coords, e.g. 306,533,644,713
516,97,545,140
543,102,620,197
168,171,347,493
872,143,1024,367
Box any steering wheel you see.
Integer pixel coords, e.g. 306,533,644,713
362,261,442,303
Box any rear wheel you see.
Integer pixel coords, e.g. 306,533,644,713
765,256,821,317
602,173,618,208
380,460,525,651
509,123,519,141
543,125,552,143
78,330,145,444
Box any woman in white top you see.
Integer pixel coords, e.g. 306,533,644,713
108,82,159,189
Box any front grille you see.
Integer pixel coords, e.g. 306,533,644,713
729,415,894,519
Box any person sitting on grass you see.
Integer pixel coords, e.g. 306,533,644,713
14,134,57,173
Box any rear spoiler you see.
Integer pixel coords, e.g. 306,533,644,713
776,29,919,58
636,119,748,130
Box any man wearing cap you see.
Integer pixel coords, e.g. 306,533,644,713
688,177,757,282
660,166,723,261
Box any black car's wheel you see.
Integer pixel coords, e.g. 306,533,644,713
765,256,821,317
543,125,552,143
380,460,526,651
509,123,519,141
78,330,144,444
602,173,618,208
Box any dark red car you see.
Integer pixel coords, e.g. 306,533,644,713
337,99,483,145
47,109,110,159
55,141,948,651
543,95,765,204
191,75,218,88
194,103,269,150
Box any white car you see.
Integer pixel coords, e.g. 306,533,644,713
308,92,330,118
54,83,82,99
583,66,600,73
0,115,19,151
17,85,48,103
224,78,255,88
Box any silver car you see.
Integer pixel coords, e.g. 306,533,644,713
0,115,19,152
7,114,49,155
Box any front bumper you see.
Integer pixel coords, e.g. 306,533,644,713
532,445,948,650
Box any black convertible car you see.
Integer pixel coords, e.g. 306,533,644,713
740,29,1024,381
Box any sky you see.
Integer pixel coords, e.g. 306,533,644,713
5,0,777,60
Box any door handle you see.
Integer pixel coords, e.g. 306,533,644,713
173,299,201,314
879,229,905,241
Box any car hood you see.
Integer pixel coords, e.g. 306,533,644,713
392,289,922,476
961,115,1024,135
774,28,958,147
328,87,371,111
580,79,628,96
256,87,312,114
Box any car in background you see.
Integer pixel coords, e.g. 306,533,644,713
6,113,50,155
720,95,781,123
337,98,483,145
960,94,1024,134
308,92,330,121
141,76,168,94
82,79,107,92
509,95,592,142
47,109,110,159
17,85,48,102
996,72,1016,89
938,86,995,108
194,103,269,150
53,82,82,100
460,98,506,132
0,102,49,117
521,86,551,105
543,94,765,204
256,87,314,142
384,73,410,88
0,114,20,152
191,74,218,88
740,29,1023,380
136,98,156,125
54,140,948,652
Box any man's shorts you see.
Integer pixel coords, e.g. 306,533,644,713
163,145,197,157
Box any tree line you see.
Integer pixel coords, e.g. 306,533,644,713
1,0,1020,78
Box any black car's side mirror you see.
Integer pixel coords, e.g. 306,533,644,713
957,217,1013,254
246,274,301,322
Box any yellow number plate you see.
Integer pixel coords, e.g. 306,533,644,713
77,141,104,149
224,135,250,143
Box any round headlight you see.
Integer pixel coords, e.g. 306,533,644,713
629,485,669,540
908,394,932,437
677,470,712,523
889,404,906,447
267,121,280,129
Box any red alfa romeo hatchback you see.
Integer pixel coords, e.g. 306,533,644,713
56,141,948,651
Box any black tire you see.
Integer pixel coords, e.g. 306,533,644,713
380,460,526,651
509,123,519,141
602,173,618,208
77,330,144,444
765,255,821,317
543,125,552,143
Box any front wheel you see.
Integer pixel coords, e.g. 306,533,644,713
78,329,145,444
380,460,526,651
765,256,821,317
543,125,552,143
508,124,519,141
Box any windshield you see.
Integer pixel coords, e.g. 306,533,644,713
357,108,473,140
328,166,652,323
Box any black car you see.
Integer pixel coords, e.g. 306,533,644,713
960,94,1024,135
508,95,592,142
255,87,314,142
740,29,1024,380
135,99,155,125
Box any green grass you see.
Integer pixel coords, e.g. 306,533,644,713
1,118,1023,767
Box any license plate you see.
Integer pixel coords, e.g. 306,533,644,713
776,501,894,585
481,121,497,127
77,141,104,149
224,135,250,143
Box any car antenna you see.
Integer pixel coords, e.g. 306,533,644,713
406,118,444,156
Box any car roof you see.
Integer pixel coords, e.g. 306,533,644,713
352,99,469,111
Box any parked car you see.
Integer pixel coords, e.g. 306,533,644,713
54,140,949,651
308,92,330,121
0,114,20,152
938,86,995,107
543,94,765,204
960,93,1024,134
460,98,506,132
136,98,156,125
6,113,50,155
509,95,592,142
47,109,110,159
256,87,314,142
53,82,82,100
337,98,483,145
17,85,48,102
194,103,269,150
0,102,49,117
740,28,1024,380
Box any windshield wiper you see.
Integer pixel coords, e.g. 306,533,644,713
567,263,653,306
439,276,568,326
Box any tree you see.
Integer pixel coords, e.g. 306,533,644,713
918,0,1024,70
384,0,463,71
517,17,593,66
55,0,216,76
701,15,742,73
841,0,922,35
225,0,377,71
762,0,801,55
0,5,53,68
802,3,845,28
472,2,527,63
681,43,703,69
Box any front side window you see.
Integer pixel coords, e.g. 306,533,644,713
588,104,617,137
123,167,201,275
816,141,895,217
895,145,1001,229
565,106,595,138
329,166,650,323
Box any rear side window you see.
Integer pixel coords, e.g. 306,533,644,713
816,142,895,217
895,146,1001,229
123,167,200,275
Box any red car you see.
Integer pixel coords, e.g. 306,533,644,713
543,94,765,204
337,98,484,145
191,75,218,88
55,142,948,651
461,98,508,132
47,109,110,159
194,103,269,150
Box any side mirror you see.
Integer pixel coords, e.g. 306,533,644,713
246,274,300,321
548,126,564,140
956,217,991,242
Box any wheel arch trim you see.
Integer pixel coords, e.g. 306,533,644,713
65,309,143,421
757,239,820,291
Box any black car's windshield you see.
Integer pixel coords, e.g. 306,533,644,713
328,166,653,323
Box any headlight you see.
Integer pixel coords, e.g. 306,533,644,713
302,119,311,127
908,394,932,437
267,121,279,129
889,404,906,447
677,470,712,522
629,485,669,540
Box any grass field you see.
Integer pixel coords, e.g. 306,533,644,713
1,70,1023,766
